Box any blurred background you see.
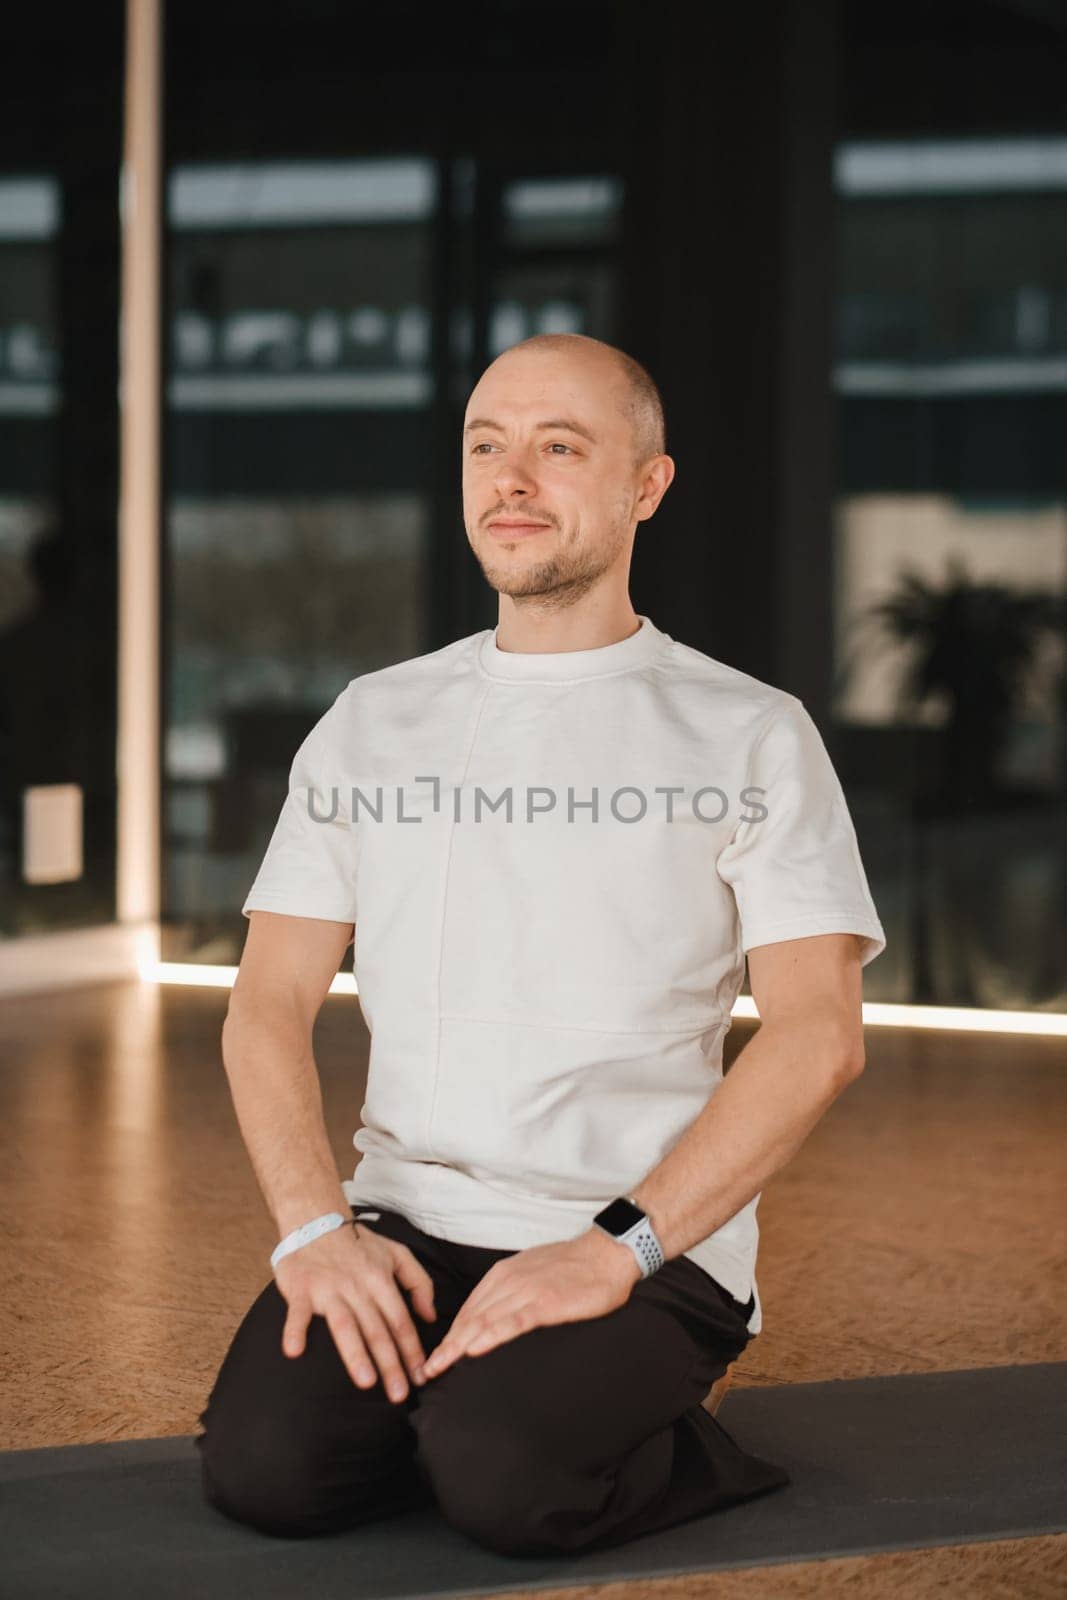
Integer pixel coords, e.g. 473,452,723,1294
1,0,1065,1011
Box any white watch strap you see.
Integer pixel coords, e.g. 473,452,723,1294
270,1210,350,1271
619,1216,666,1277
595,1202,666,1278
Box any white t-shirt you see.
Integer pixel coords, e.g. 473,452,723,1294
242,614,886,1334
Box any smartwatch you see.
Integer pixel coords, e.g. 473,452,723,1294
592,1196,665,1278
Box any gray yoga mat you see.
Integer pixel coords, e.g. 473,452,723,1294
1,1363,1063,1599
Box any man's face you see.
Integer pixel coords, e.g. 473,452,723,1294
462,350,648,605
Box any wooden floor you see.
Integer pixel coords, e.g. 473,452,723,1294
2,978,1065,1596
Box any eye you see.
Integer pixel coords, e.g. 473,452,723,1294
469,441,574,455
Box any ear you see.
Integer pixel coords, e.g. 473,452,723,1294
635,455,676,522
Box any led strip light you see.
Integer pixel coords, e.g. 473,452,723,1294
146,961,1067,1036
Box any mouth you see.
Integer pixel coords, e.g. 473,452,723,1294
487,522,552,539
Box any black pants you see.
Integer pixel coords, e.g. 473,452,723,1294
195,1206,790,1556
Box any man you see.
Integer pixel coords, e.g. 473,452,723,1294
196,333,886,1555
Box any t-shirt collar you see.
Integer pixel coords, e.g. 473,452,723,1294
478,614,669,683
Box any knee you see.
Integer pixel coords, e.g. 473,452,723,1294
195,1418,328,1539
416,1418,560,1557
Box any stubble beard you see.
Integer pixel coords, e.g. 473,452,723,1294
474,518,631,608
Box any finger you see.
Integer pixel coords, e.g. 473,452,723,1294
421,1272,437,1320
427,1299,524,1372
452,1270,506,1323
475,1303,539,1349
390,1245,438,1325
453,1278,516,1325
434,1312,515,1369
427,1314,473,1367
346,1293,417,1401
324,1299,380,1390
282,1296,311,1357
441,1281,514,1351
375,1277,435,1386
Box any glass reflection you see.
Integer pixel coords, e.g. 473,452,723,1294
832,139,1067,1009
0,175,115,935
163,159,436,960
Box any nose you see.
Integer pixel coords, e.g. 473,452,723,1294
490,452,538,498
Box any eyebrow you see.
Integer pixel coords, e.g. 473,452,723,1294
463,416,599,445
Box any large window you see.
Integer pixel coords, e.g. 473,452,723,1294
0,5,123,940
832,138,1067,1008
162,159,437,956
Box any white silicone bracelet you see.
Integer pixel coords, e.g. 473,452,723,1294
270,1210,350,1271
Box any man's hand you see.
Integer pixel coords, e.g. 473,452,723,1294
422,1228,641,1379
274,1221,437,1403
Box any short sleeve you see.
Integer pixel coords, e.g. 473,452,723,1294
241,687,359,924
716,695,886,968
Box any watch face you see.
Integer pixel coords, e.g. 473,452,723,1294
598,1198,644,1236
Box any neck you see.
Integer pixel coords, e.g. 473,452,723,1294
493,598,641,657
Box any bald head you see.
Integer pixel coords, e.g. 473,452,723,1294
462,330,676,607
484,333,666,470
